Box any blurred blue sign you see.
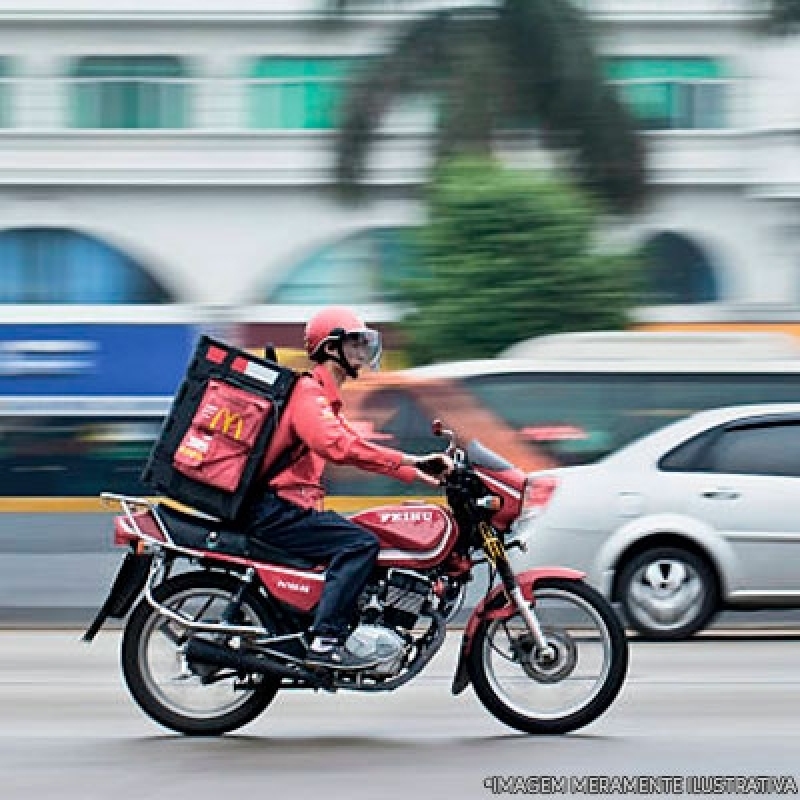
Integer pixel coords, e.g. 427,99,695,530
0,324,197,396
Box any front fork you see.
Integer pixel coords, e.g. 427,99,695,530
481,524,553,658
450,525,586,695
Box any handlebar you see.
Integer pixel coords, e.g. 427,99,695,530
431,418,466,468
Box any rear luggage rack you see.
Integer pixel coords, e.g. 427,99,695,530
101,492,260,562
101,491,178,549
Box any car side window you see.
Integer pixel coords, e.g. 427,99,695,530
658,429,717,472
701,423,800,477
463,373,625,465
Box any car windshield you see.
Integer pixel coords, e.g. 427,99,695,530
467,440,513,471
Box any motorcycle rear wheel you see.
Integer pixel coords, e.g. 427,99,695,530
467,578,628,735
122,570,281,736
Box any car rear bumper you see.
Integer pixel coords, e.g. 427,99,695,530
513,523,609,593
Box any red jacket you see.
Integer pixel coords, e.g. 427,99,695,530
258,364,417,510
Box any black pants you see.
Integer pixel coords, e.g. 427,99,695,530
243,493,380,640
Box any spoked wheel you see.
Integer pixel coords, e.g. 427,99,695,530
467,578,628,735
122,571,281,736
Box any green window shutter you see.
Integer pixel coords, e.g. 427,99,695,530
70,56,188,129
605,57,726,130
0,58,10,128
249,57,357,130
605,58,724,82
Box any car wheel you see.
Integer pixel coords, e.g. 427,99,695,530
617,546,717,640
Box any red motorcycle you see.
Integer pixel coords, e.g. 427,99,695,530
85,421,628,736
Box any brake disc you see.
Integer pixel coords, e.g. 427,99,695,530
511,628,578,684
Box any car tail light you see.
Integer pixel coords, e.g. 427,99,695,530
521,474,559,519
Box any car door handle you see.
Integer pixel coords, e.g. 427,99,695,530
702,488,740,500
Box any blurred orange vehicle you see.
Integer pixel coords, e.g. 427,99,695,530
328,369,556,512
7,331,800,520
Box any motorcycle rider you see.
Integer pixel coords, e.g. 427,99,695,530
243,306,452,670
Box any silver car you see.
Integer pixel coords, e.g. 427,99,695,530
512,403,800,640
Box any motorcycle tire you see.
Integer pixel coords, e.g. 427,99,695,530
122,570,281,736
467,578,628,735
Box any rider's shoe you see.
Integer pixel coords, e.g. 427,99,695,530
304,637,379,671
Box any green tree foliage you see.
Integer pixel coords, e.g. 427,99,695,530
401,158,638,364
766,0,800,33
331,0,646,214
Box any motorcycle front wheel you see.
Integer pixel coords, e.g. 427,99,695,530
467,578,628,735
121,571,281,736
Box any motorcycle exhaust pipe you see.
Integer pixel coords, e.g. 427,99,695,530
185,637,322,685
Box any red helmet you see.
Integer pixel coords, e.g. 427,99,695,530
304,306,382,377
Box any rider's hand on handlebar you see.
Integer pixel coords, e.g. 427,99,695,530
414,453,454,481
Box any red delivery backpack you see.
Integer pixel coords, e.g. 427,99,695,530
141,336,298,521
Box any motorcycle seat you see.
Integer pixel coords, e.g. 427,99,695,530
156,504,319,570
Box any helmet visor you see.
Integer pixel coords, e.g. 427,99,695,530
342,328,382,371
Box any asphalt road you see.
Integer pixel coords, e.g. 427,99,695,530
0,632,798,800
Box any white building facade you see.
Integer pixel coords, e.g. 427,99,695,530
0,0,797,325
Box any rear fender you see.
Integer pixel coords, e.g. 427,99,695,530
82,551,155,642
451,567,586,695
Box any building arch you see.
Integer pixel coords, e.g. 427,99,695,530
0,226,175,303
640,231,720,304
260,226,420,306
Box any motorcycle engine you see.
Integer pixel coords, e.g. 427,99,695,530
346,570,433,678
344,625,407,677
380,569,433,630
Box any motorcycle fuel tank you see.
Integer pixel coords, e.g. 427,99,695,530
351,503,458,569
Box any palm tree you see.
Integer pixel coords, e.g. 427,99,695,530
332,0,647,214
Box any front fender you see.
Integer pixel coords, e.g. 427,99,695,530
451,566,585,695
